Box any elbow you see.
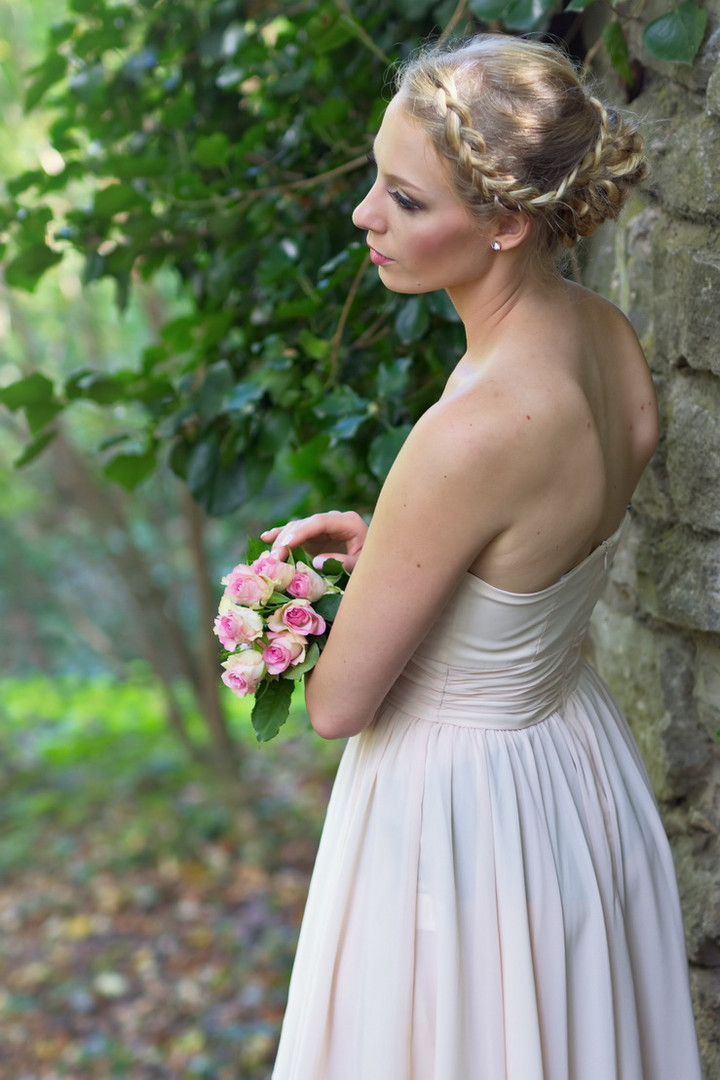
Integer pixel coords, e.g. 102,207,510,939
309,709,363,740
304,673,374,739
310,712,346,740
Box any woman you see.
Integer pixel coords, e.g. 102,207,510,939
264,34,702,1080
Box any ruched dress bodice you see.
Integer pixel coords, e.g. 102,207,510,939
386,522,622,730
272,513,702,1080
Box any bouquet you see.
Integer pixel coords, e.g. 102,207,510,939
214,538,349,742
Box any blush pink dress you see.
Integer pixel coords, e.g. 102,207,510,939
271,513,702,1080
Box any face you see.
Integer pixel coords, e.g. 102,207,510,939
352,95,493,295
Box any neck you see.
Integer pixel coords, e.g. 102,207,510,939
447,249,561,354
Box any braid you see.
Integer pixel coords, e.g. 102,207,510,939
397,35,649,254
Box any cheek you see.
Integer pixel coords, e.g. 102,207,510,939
407,218,479,263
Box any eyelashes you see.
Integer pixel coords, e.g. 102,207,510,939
365,149,422,212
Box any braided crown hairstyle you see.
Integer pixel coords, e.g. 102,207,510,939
396,35,648,256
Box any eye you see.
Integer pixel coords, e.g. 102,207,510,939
390,189,421,212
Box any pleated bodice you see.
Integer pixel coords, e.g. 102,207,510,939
386,516,627,730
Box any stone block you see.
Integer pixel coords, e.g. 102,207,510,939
666,372,720,530
584,205,659,348
652,221,720,377
642,82,720,218
707,50,720,117
590,605,712,796
695,637,720,739
636,520,720,633
691,966,720,1080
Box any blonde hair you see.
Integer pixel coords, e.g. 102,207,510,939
396,35,648,258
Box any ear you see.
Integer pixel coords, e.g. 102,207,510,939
491,210,532,251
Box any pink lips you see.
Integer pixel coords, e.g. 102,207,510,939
368,246,393,266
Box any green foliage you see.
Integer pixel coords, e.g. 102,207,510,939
0,0,707,517
643,1,708,65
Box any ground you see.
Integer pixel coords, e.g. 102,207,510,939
0,678,341,1080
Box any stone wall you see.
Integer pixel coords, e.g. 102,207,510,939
584,6,720,1075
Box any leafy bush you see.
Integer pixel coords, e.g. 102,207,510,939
0,0,707,515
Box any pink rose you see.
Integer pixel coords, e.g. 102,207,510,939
287,562,328,602
262,631,307,675
222,564,273,607
213,600,264,650
267,599,326,637
251,551,295,591
221,649,266,697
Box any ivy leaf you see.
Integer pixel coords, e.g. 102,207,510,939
643,1,707,65
603,21,633,84
251,678,295,743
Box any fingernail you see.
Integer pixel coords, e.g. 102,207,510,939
312,556,326,570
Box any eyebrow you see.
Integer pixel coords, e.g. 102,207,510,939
369,143,427,196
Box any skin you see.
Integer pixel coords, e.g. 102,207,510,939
262,95,658,740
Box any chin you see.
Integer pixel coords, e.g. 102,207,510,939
376,269,432,294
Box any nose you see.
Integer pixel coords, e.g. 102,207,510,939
352,182,384,233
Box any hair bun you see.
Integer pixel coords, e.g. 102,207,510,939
397,36,649,256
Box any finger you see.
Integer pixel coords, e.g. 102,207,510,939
312,551,359,572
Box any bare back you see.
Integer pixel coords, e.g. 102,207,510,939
460,281,658,593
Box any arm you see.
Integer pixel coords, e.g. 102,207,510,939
304,399,516,739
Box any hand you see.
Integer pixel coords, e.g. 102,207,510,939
260,510,368,572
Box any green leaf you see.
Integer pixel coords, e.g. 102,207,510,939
394,296,430,344
643,1,707,65
0,373,56,411
369,425,411,481
192,133,231,169
471,0,556,28
251,678,294,743
376,357,411,400
186,434,246,515
246,536,269,563
25,53,68,111
5,244,63,291
565,0,596,10
282,642,320,680
314,592,343,621
65,371,130,405
468,0,511,16
25,398,64,435
514,0,557,28
94,183,150,217
15,428,57,467
314,385,369,419
103,449,157,490
603,21,633,84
